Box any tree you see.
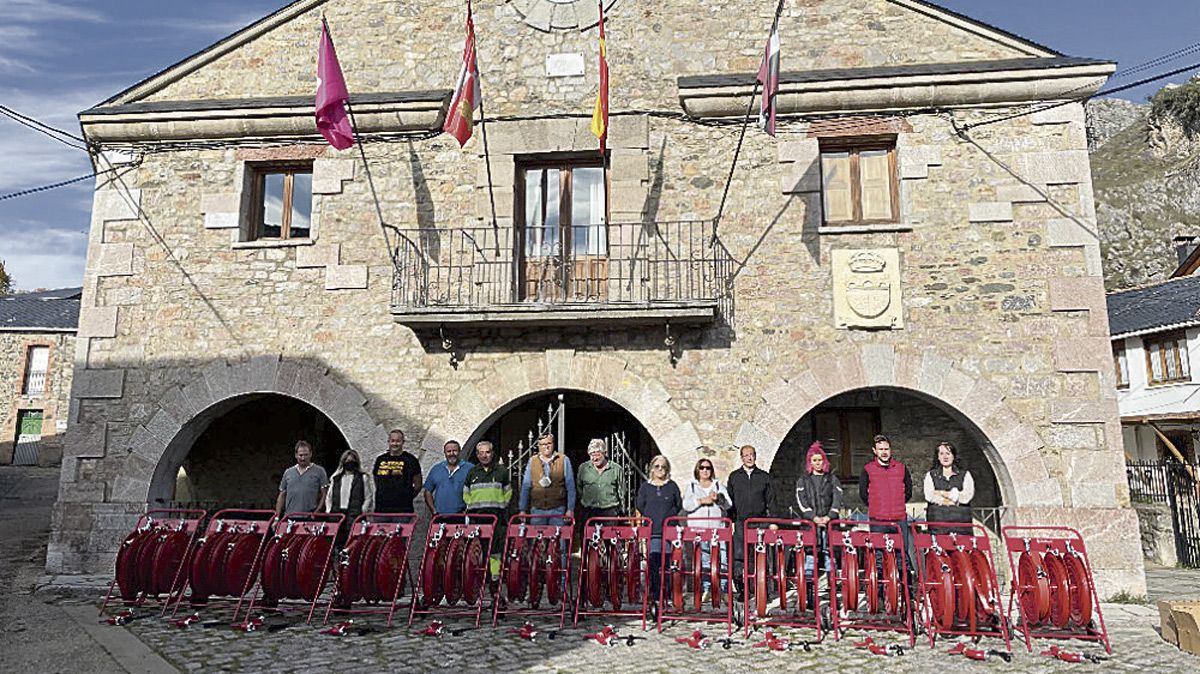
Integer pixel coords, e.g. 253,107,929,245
0,259,13,295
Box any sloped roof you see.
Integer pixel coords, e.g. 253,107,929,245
1108,276,1200,338
95,0,1060,109
0,288,82,331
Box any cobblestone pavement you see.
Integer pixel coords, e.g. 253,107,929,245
111,590,1196,673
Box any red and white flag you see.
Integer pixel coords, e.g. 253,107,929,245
444,2,481,147
315,21,354,150
756,16,781,137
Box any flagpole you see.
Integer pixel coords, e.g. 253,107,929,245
323,17,396,266
712,0,785,243
471,0,502,255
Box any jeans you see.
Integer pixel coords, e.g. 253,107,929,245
870,520,917,601
529,507,569,558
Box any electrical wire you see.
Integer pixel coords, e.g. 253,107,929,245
0,104,90,152
0,168,126,202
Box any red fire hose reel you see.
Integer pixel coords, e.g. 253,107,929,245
244,513,345,625
1002,526,1110,655
910,523,1010,652
407,513,498,629
740,518,822,640
102,509,206,617
658,517,734,636
573,517,652,629
827,520,915,646
322,513,418,628
493,514,575,630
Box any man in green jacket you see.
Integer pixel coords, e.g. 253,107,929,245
463,440,512,581
576,438,624,527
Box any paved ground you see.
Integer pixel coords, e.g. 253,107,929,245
2,465,1199,673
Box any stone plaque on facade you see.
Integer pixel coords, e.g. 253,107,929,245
546,53,585,78
832,249,903,329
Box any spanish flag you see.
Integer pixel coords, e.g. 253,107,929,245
444,1,481,147
590,1,609,153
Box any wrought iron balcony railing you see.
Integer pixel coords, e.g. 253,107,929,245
389,220,731,326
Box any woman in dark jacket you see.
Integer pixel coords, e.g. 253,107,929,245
923,441,975,533
794,441,842,603
635,454,682,617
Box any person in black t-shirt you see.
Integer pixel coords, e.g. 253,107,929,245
372,429,423,513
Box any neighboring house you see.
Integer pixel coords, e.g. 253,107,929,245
0,288,81,466
49,0,1142,594
1110,276,1200,463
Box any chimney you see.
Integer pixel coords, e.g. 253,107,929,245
1175,235,1199,267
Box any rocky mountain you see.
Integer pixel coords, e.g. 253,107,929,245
1088,79,1200,291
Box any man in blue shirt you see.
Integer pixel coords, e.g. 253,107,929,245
422,440,474,514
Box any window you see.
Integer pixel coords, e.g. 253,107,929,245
516,157,608,302
249,164,312,241
1145,331,1191,385
1113,341,1130,389
819,139,899,226
21,345,49,397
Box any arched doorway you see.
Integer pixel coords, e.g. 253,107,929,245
769,387,1002,520
465,389,658,512
157,393,349,510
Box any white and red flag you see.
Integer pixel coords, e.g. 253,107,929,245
756,15,781,137
315,21,354,150
444,1,482,147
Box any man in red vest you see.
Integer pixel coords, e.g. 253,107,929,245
858,434,916,601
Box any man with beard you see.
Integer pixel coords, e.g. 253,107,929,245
423,440,474,515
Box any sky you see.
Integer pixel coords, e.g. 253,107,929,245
0,0,1198,292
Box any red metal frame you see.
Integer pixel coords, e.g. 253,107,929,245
740,518,823,640
910,522,1011,651
322,513,419,627
166,509,276,620
1001,525,1111,654
408,513,498,628
826,519,915,645
573,516,651,629
243,512,344,624
100,508,207,617
492,514,574,629
657,517,734,635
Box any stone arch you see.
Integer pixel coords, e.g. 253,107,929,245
419,351,700,475
736,344,1062,508
114,355,388,505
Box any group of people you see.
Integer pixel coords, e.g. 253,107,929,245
275,429,977,604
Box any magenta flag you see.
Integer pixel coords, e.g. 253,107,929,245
315,22,354,150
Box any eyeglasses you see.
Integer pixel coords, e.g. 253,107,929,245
698,465,713,471
651,464,667,470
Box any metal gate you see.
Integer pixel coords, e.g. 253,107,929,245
503,392,647,514
1166,462,1200,568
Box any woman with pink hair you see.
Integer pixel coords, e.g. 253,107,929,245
794,441,843,607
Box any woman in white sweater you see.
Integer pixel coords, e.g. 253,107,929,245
683,455,732,599
922,442,975,533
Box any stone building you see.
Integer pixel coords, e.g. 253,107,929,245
1,288,80,466
52,0,1143,594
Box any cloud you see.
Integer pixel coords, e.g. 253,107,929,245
0,222,89,292
0,1,107,73
0,86,115,193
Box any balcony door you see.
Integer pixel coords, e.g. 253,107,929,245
517,159,608,302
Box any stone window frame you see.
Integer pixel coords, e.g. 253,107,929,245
16,341,54,400
238,160,317,246
1144,330,1191,386
817,136,901,229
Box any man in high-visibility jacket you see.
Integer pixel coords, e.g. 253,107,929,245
463,440,512,581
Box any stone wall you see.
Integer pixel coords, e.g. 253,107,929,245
1134,501,1178,567
0,332,75,466
50,0,1143,594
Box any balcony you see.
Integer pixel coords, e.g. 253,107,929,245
390,220,731,328
22,370,47,398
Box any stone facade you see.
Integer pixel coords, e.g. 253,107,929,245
0,332,74,466
52,0,1144,595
